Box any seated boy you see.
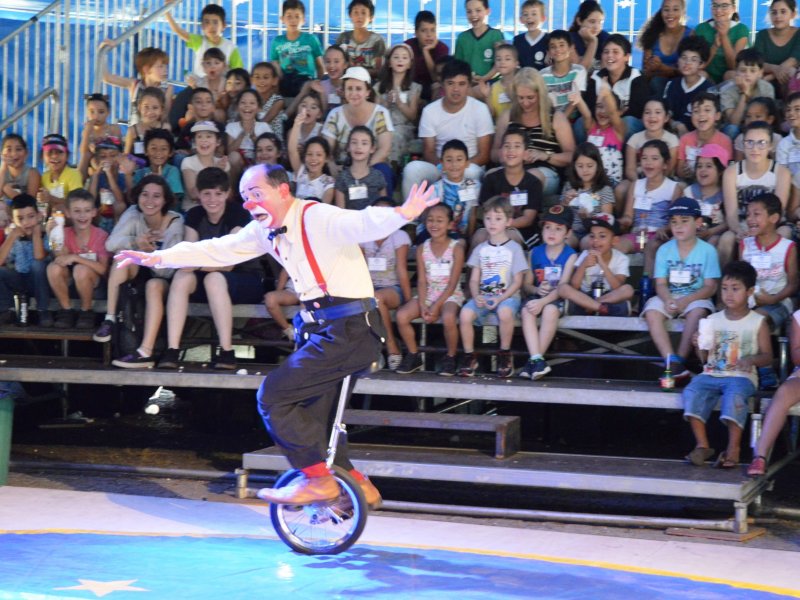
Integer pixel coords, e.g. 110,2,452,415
642,198,720,385
405,10,450,102
513,0,549,71
88,136,128,232
46,190,110,329
131,129,184,202
664,36,713,137
683,260,772,468
558,214,634,317
458,196,528,378
158,167,265,370
719,48,774,140
540,29,587,115
0,194,51,326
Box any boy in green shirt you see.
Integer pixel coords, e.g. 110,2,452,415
270,0,325,97
454,0,505,82
166,3,243,79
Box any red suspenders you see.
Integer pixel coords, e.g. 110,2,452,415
300,202,329,297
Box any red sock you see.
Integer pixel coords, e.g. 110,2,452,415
349,469,367,482
301,462,330,478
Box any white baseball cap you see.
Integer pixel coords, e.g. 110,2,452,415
342,66,371,84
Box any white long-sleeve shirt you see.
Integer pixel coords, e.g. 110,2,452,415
153,199,409,300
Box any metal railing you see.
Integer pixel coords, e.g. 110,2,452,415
0,87,60,135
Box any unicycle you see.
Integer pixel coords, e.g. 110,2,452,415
269,373,369,555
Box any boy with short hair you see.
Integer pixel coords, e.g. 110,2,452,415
454,0,505,82
427,139,481,240
540,29,587,114
720,48,774,138
683,260,772,468
405,10,450,102
558,213,635,317
335,0,387,80
132,129,184,200
642,197,721,385
0,194,51,326
46,189,110,329
519,205,577,380
158,167,264,370
677,93,733,181
270,0,325,98
87,136,127,232
181,121,229,211
166,3,243,79
513,0,549,71
175,87,216,160
775,91,800,181
458,196,528,378
664,36,713,136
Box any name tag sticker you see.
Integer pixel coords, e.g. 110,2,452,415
633,194,652,211
99,189,115,205
348,185,368,200
498,92,511,104
50,184,65,199
669,269,692,284
368,257,388,271
79,252,97,262
429,262,451,277
398,91,409,104
133,141,145,155
587,134,605,147
328,93,341,104
510,191,528,207
457,186,477,203
686,146,700,164
751,253,771,269
543,266,562,283
700,202,714,217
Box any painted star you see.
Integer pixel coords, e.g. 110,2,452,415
54,579,149,597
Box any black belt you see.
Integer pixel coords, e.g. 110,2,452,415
299,297,377,324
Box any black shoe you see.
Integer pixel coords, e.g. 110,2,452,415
112,352,155,369
530,358,552,381
213,349,237,370
496,350,514,378
396,352,423,374
53,309,76,329
75,310,95,330
157,348,181,369
438,354,457,377
457,352,479,377
38,310,54,328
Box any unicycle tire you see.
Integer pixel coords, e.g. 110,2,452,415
269,466,368,555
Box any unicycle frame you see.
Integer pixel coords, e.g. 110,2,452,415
325,373,353,469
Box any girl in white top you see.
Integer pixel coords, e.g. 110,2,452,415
624,98,679,181
720,120,792,265
226,89,273,178
288,110,336,204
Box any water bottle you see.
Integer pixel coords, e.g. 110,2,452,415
50,210,65,252
639,272,653,307
14,293,28,327
591,273,605,300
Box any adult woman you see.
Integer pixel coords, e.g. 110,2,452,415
694,0,749,83
639,0,693,95
492,68,575,201
754,0,800,95
322,66,395,194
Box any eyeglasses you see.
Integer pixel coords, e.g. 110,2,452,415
743,139,769,149
711,3,732,9
679,55,702,64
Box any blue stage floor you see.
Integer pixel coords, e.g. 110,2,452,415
0,487,798,599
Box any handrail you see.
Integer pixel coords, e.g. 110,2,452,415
0,87,60,133
93,0,185,93
0,0,62,49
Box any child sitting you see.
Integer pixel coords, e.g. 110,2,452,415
39,134,83,216
428,140,480,241
458,196,529,378
720,49,775,140
405,10,450,102
731,97,782,161
287,91,325,148
226,89,272,181
642,197,720,385
664,36,713,137
625,98,679,185
1,134,40,213
454,0,504,82
46,189,110,329
77,94,122,178
181,121,229,212
683,261,772,468
558,213,634,317
559,142,614,249
87,136,127,232
251,62,288,139
185,48,227,101
287,123,335,203
175,87,217,164
131,129,184,202
776,91,800,181
215,68,250,123
684,144,728,247
540,29,587,115
0,194,51,326
334,126,387,210
269,0,324,97
513,0,549,71
123,87,171,164
396,204,465,376
569,0,609,72
477,43,519,118
676,93,733,182
519,205,577,380
158,167,264,371
335,0,387,80
360,197,412,370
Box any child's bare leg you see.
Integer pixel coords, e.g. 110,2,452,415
459,307,477,352
600,284,635,304
688,416,710,449
203,272,234,350
539,304,561,354
73,265,100,311
497,305,515,349
441,302,460,356
139,278,168,356
645,309,674,359
644,237,663,274
521,306,541,356
46,263,71,309
615,236,634,254
376,288,402,356
725,420,743,462
614,181,629,216
558,284,601,312
396,299,421,353
678,307,708,358
106,262,137,315
755,378,800,458
265,290,298,330
165,269,196,348
717,230,737,267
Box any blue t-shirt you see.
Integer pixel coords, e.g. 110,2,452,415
663,76,714,130
134,165,184,198
654,238,721,298
269,32,323,79
530,243,576,296
513,31,549,71
570,30,610,66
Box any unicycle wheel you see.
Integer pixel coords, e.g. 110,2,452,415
269,466,368,555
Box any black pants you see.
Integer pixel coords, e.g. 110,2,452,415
256,308,383,470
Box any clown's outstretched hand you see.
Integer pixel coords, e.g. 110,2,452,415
395,180,440,221
115,250,161,269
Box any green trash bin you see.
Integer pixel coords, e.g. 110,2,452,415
0,395,13,486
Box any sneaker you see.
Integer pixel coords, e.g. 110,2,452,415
213,349,237,370
75,310,95,330
53,309,75,329
457,352,479,377
282,325,295,340
387,353,403,371
38,310,54,328
530,358,552,381
438,354,457,377
396,352,423,374
157,348,181,369
112,352,155,369
497,350,514,378
93,319,114,343
518,359,536,379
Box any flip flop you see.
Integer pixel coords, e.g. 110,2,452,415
686,447,715,466
713,452,739,469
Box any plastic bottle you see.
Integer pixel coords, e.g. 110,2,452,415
14,293,28,326
591,273,605,300
50,210,65,252
639,272,653,307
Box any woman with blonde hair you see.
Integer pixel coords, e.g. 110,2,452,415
492,68,575,201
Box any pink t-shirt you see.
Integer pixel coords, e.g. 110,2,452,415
678,130,733,167
64,225,110,261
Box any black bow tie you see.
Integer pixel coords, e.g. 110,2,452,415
268,226,287,241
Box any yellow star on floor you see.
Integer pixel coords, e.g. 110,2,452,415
54,579,149,597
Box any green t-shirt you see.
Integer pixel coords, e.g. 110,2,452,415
186,33,243,78
454,27,505,77
753,28,800,67
269,32,323,79
694,21,750,83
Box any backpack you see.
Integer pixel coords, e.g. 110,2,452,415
113,279,146,358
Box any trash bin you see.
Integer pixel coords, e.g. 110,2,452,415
0,395,13,486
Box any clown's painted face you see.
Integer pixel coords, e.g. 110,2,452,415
240,167,290,231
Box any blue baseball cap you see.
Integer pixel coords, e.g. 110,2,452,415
669,197,701,218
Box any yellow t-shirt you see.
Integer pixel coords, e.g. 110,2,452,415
42,166,84,199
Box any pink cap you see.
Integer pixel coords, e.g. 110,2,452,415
698,143,731,166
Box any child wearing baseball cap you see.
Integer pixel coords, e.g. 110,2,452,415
40,134,84,216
